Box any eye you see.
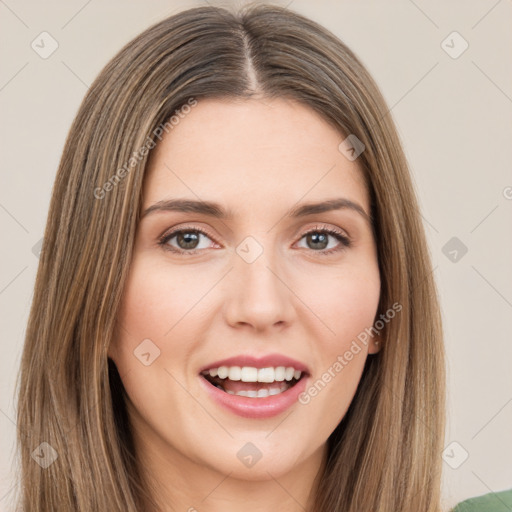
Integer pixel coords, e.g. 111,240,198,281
158,224,352,256
158,227,218,255
296,225,351,255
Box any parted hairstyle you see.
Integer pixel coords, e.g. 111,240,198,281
14,3,445,511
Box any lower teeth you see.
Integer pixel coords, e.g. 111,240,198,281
212,382,291,398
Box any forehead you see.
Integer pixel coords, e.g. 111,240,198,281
144,97,369,214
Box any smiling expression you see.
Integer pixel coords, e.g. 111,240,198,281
108,97,381,482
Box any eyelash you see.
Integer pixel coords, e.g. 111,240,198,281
158,224,352,256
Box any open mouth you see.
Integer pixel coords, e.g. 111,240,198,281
201,366,307,398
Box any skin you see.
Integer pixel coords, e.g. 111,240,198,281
108,97,381,512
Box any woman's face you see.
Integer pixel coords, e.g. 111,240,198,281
109,97,381,484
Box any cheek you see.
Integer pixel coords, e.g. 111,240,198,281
109,255,218,396
296,265,379,415
334,275,380,343
298,287,378,439
306,263,381,348
108,259,204,437
115,256,212,342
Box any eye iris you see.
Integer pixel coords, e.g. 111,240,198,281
169,230,338,252
177,231,200,249
307,232,328,250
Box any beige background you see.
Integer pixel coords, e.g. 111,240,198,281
1,1,511,510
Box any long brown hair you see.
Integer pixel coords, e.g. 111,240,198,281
14,3,445,511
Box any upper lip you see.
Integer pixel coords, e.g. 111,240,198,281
199,353,310,374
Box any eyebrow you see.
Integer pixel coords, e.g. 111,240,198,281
141,197,371,225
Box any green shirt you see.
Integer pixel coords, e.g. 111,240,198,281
451,488,512,511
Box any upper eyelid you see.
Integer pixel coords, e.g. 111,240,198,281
159,223,351,248
160,222,349,237
159,224,218,244
304,223,350,237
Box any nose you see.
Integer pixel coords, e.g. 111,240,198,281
223,245,295,332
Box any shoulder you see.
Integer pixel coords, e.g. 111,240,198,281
451,488,512,511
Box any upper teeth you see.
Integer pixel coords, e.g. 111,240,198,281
204,366,302,382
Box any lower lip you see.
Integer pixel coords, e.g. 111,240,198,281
199,375,308,419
